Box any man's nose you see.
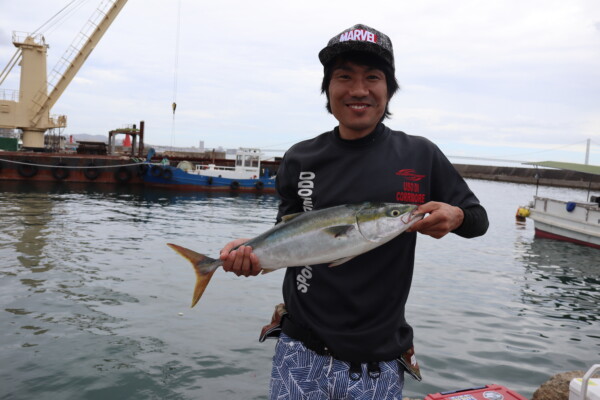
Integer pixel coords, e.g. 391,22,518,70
348,79,369,97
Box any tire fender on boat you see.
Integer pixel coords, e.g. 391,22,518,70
162,168,173,180
230,181,240,190
137,163,149,177
84,163,100,180
150,165,163,177
52,162,70,180
115,166,132,183
17,160,38,178
255,181,264,190
207,177,213,185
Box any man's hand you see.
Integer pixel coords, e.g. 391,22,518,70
220,238,262,277
407,202,464,239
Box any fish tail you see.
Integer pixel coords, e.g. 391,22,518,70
167,243,221,308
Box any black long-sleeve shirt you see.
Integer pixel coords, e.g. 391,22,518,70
275,123,489,362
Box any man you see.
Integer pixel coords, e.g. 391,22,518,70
221,24,489,400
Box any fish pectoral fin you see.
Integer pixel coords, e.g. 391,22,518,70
278,212,303,224
324,225,355,238
261,268,276,274
328,256,356,267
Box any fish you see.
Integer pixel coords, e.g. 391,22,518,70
167,202,423,307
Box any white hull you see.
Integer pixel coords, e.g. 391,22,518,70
528,196,600,249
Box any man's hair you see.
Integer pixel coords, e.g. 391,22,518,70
320,51,400,121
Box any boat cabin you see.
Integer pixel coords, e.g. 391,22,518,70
193,148,267,180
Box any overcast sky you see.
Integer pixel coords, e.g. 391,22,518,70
1,0,599,164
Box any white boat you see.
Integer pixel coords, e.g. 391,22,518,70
188,148,268,180
517,161,600,249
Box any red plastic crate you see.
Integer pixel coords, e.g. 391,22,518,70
425,384,528,400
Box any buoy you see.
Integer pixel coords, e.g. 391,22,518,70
516,207,530,222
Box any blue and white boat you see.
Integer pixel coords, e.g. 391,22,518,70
142,148,276,193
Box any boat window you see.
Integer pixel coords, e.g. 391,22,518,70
236,155,243,167
245,155,259,168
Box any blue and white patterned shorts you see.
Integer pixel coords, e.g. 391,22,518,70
269,333,404,400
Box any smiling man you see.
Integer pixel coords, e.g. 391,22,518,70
220,24,489,399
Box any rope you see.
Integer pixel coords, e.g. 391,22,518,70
0,158,145,169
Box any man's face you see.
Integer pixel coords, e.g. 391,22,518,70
328,61,388,139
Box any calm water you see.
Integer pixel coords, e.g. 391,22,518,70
0,179,598,399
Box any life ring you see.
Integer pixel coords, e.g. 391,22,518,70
230,181,240,190
150,165,163,177
52,162,70,180
255,181,264,190
137,163,149,177
114,166,132,183
84,163,100,180
162,168,173,180
17,160,38,178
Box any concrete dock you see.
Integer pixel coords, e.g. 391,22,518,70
454,164,600,190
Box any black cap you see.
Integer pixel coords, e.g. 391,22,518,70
318,24,394,69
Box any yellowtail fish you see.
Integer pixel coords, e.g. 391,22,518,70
168,202,423,307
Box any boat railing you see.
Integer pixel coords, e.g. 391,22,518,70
196,164,237,172
0,89,19,101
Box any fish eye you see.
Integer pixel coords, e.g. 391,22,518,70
389,209,402,217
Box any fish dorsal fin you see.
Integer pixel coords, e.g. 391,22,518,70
324,225,355,238
279,212,303,224
328,256,356,267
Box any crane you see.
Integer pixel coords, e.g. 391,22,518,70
0,0,129,150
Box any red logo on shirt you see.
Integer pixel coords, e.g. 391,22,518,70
395,169,427,204
395,169,426,182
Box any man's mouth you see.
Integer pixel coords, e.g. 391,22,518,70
347,104,370,110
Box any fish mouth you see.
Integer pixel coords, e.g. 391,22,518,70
402,209,425,225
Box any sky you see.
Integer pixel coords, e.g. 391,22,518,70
0,0,599,165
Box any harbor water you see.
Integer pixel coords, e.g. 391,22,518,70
1,179,598,399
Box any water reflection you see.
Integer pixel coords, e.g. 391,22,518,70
517,237,599,325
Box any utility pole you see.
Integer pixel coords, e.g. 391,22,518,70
585,138,590,165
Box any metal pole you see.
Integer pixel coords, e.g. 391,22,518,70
585,138,590,165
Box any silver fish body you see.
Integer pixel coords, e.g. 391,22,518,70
168,202,422,307
246,202,421,269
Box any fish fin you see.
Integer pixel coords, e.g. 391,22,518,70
324,225,355,238
279,212,303,224
261,268,276,274
328,256,356,267
167,243,220,308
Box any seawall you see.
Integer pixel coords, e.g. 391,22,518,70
454,164,600,191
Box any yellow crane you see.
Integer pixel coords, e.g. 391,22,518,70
0,0,129,150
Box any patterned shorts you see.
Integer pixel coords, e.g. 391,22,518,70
269,333,404,400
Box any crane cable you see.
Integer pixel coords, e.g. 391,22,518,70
33,0,89,35
170,0,182,150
